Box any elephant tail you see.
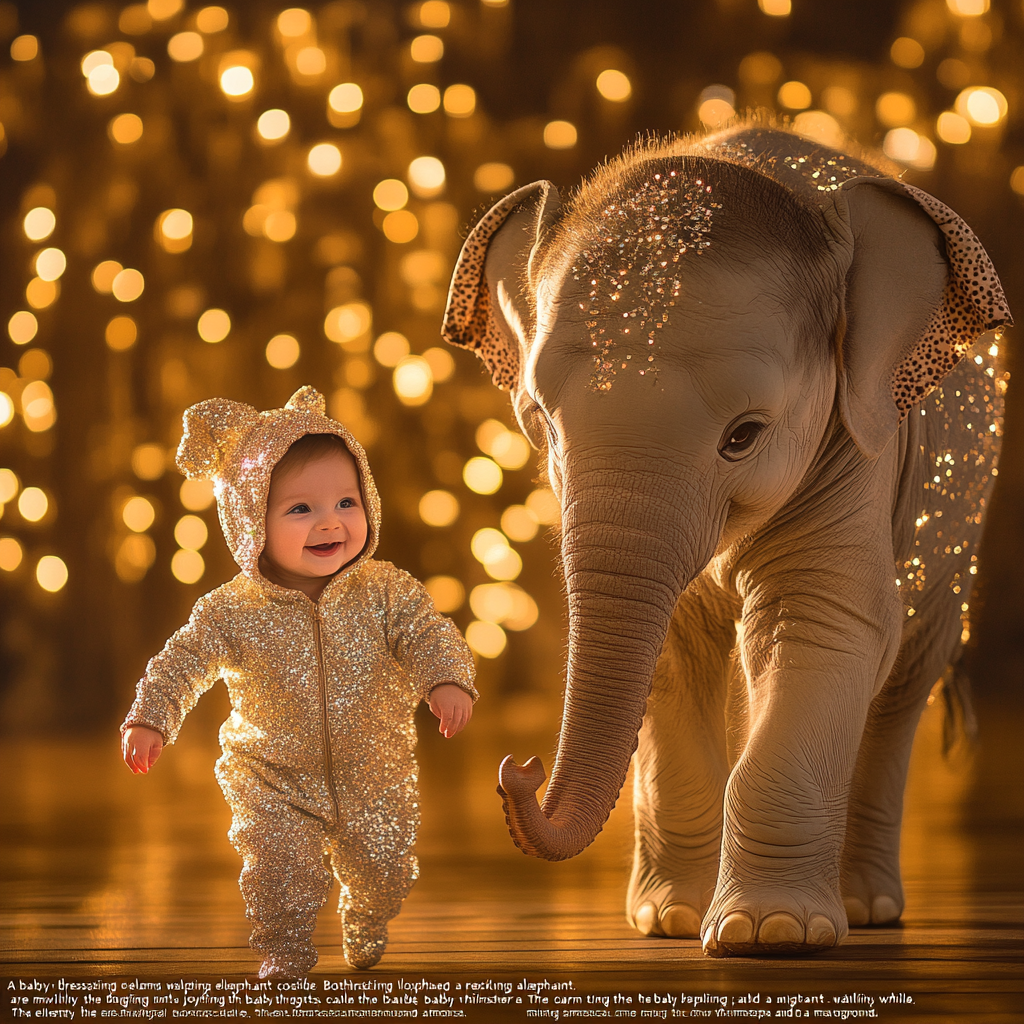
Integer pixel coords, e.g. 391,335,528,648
940,657,977,757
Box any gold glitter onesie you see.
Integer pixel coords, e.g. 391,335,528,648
121,386,477,974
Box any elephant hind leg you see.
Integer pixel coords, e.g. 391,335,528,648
841,593,965,927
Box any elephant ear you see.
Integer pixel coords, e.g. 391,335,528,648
442,181,561,392
823,176,1011,458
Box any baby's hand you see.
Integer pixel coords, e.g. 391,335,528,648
428,684,473,739
122,726,164,774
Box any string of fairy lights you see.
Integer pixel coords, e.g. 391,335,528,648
0,0,1019,667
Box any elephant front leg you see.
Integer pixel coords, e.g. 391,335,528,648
628,586,736,939
702,577,901,957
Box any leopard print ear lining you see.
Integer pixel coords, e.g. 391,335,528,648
442,184,548,392
889,181,1012,415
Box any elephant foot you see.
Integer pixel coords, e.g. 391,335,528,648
841,848,904,927
627,853,719,938
701,882,847,957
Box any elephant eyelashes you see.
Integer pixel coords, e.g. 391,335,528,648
719,421,765,460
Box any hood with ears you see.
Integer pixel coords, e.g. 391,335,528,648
176,385,381,582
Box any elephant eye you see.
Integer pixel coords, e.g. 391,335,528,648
719,420,765,460
518,399,553,450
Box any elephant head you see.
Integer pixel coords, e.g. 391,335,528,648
442,129,1010,863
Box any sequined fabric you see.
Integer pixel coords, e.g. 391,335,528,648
122,386,477,973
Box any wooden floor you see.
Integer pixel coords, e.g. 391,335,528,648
1,691,1021,1023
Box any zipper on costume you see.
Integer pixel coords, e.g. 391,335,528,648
313,610,341,822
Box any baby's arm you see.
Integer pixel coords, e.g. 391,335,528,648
122,725,164,773
428,683,473,738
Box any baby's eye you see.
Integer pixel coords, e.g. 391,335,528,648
338,498,357,509
287,503,311,514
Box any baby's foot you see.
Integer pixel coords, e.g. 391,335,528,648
257,943,318,979
344,911,388,970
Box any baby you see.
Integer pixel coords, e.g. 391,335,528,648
121,386,476,978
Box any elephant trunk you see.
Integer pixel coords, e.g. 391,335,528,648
499,456,711,860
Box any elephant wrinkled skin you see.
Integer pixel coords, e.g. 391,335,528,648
442,126,1012,957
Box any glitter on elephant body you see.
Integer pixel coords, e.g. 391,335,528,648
570,171,722,391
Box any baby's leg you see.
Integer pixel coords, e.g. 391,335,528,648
329,792,419,969
226,783,331,977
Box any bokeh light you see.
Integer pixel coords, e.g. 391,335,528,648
112,269,145,302
955,86,1008,126
220,65,254,97
474,163,515,192
106,316,138,351
308,143,342,176
92,261,122,293
464,458,503,495
381,210,419,243
410,35,444,62
257,109,291,141
266,334,300,369
196,6,229,32
328,83,363,113
443,84,476,118
26,279,58,310
374,333,410,367
0,469,19,504
778,80,812,109
171,548,205,584
109,113,144,144
373,180,409,211
198,309,231,343
425,575,464,613
168,32,204,62
937,111,972,144
277,7,312,37
122,496,155,533
408,84,441,114
325,303,372,344
180,479,215,511
543,120,577,149
419,2,451,28
10,35,39,61
7,312,38,346
23,208,56,242
19,487,49,523
596,69,632,102
393,356,434,406
0,537,23,572
501,505,539,543
526,487,559,525
876,92,917,127
758,0,791,14
419,490,459,527
408,156,446,197
36,555,68,593
157,209,194,253
35,248,66,282
132,444,166,480
88,65,120,97
465,619,506,658
891,37,925,68
422,347,455,382
174,515,209,551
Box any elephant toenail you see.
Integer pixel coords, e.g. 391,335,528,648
807,914,837,946
843,896,871,927
871,895,901,924
717,912,754,944
758,912,804,945
660,903,701,938
633,902,661,936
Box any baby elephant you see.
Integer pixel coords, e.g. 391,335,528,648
441,126,1011,956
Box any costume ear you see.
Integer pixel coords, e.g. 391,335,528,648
176,397,261,478
285,385,327,415
822,176,1011,458
442,181,561,391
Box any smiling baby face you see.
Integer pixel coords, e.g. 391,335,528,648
261,437,368,599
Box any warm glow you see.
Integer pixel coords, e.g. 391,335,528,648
174,514,208,550
419,490,459,527
36,555,68,593
424,575,464,613
115,534,156,581
793,111,845,148
471,528,506,563
1010,166,1024,196
595,69,631,102
465,620,506,658
325,302,372,344
883,128,937,170
10,35,39,62
474,162,514,192
263,210,296,241
822,86,857,116
109,113,144,144
295,47,326,76
373,179,409,211
501,504,539,542
220,66,255,97
407,84,441,114
19,487,49,523
738,51,782,86
422,347,454,382
443,84,476,117
198,308,231,343
23,208,56,242
20,349,52,382
132,444,166,480
88,65,120,96
257,109,291,141
778,80,812,109
277,8,312,37
410,35,443,62
308,143,342,176
698,98,735,127
112,268,145,302
157,208,193,252
22,380,55,431
168,31,204,62
470,582,538,631
196,7,229,32
393,356,433,405
475,419,529,468
876,92,916,127
92,260,122,293
947,0,988,13
26,278,58,310
373,332,410,367
106,316,138,351
381,210,419,243
8,311,38,345
937,111,972,144
35,248,66,282
408,156,445,197
890,37,925,68
0,394,13,427
122,495,156,532
463,457,502,495
483,546,521,581
758,0,791,14
0,469,18,504
171,548,205,584
180,478,215,511
526,486,559,525
419,1,451,28
81,50,113,77
955,86,1008,126
0,538,23,572
148,0,185,19
329,83,363,113
266,334,300,368
543,120,577,149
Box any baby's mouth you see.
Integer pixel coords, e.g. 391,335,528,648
306,541,342,557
